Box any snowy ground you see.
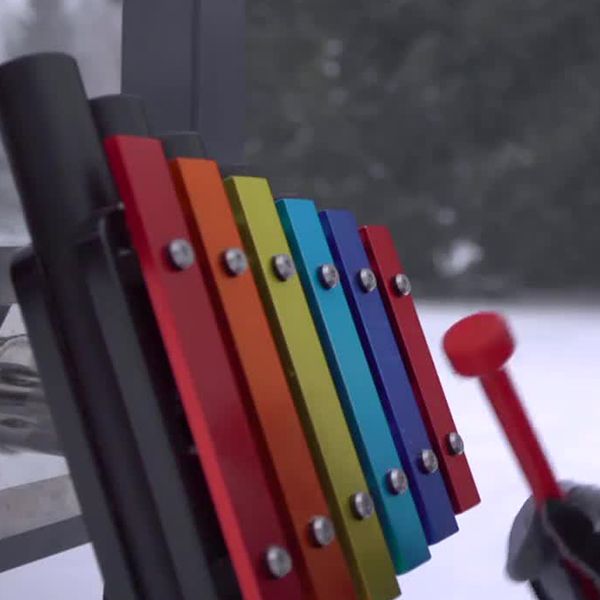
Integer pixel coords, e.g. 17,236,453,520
0,300,599,599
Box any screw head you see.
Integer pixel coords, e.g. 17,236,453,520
167,239,195,270
222,247,248,276
358,268,378,293
318,263,340,289
447,432,465,456
386,468,409,495
310,516,336,547
392,273,412,296
420,449,439,474
272,254,296,281
351,492,375,520
265,545,293,579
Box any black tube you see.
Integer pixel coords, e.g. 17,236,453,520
0,53,121,258
91,94,151,139
122,0,246,164
0,53,181,600
161,132,208,160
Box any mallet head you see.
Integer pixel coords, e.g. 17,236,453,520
443,312,515,377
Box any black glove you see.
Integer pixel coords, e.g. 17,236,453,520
507,485,600,599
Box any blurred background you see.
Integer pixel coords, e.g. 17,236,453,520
2,0,600,297
0,1,598,599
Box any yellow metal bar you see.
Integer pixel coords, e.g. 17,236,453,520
225,176,400,600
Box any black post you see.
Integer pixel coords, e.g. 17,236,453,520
0,54,180,600
121,0,245,165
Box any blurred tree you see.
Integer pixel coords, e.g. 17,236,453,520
247,0,600,296
1,0,599,297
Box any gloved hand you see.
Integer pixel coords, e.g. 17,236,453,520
507,484,600,599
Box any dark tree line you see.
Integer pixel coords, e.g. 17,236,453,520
247,0,600,296
1,0,599,297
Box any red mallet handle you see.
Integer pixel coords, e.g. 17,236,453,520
444,312,600,599
443,312,562,504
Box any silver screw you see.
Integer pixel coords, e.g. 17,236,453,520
386,468,409,495
319,263,340,289
447,432,465,456
310,516,336,547
358,268,378,293
420,449,439,474
351,492,375,520
222,247,248,276
393,273,412,296
272,254,296,281
167,239,195,270
265,545,293,579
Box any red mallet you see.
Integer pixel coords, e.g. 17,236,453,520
443,312,562,504
443,312,600,599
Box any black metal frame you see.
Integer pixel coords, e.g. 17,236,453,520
122,0,245,165
0,1,246,594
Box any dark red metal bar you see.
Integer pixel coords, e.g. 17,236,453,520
361,224,480,514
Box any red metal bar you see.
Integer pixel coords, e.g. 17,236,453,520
103,134,305,600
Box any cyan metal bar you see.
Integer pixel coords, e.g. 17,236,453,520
277,197,430,574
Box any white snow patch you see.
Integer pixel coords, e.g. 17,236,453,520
0,0,33,61
435,239,484,277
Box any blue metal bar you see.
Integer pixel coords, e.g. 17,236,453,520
320,209,458,545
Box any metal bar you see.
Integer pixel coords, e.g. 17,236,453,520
100,120,304,599
224,176,400,600
361,225,480,515
0,517,87,574
277,198,430,574
163,134,357,600
320,209,458,545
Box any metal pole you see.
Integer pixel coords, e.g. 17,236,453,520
122,0,246,165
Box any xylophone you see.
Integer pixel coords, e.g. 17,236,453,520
0,53,480,600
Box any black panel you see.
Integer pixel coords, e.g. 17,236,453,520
122,0,246,164
1,54,181,600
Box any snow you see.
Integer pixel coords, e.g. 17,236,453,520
434,239,484,277
401,300,600,598
1,300,599,599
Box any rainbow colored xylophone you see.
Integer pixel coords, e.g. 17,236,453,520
0,54,479,600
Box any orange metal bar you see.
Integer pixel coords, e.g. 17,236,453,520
168,154,357,600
